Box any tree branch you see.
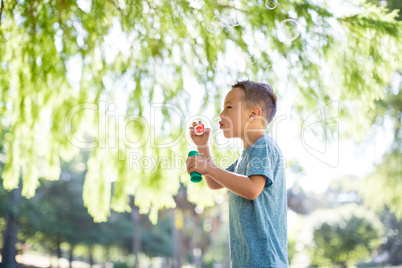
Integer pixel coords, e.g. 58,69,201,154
0,0,4,26
29,0,36,34
107,0,124,16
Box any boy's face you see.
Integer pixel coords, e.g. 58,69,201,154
219,87,250,138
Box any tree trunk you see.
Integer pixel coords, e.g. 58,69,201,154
69,245,74,268
1,185,21,268
130,196,141,268
103,246,111,268
56,237,62,268
88,246,94,268
171,209,181,268
49,249,53,268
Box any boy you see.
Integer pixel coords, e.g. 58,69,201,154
186,80,288,267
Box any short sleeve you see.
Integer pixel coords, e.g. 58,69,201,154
225,159,238,173
246,147,278,188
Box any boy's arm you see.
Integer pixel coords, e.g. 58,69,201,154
187,152,266,199
207,166,266,200
197,146,224,190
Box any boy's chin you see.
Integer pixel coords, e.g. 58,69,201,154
222,130,235,139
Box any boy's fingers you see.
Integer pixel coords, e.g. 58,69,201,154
186,156,196,166
186,156,200,165
192,121,197,126
187,164,195,174
189,127,210,132
188,167,196,174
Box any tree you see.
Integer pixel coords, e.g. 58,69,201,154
0,0,401,223
309,204,383,267
0,125,20,268
0,185,20,268
368,0,402,21
378,209,402,265
360,81,402,218
2,159,217,266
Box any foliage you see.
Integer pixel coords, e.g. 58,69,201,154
343,0,402,221
287,175,402,266
379,209,402,265
0,176,175,262
360,80,402,218
0,152,230,264
309,204,383,266
368,0,402,21
0,0,401,223
112,262,134,268
140,211,173,258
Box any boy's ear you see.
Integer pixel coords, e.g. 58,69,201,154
248,106,262,121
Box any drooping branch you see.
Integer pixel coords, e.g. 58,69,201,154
0,0,4,26
29,0,36,34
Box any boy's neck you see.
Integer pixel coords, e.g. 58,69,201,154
241,130,266,149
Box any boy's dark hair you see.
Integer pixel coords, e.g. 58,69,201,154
232,80,277,126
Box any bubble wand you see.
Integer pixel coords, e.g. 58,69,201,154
188,121,205,183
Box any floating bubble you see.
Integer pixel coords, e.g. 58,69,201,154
249,56,257,64
262,62,271,72
207,16,224,34
219,9,240,28
277,19,301,43
212,61,218,70
265,0,277,10
197,65,207,74
182,90,191,100
226,16,239,27
221,12,239,27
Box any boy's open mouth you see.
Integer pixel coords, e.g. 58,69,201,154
219,121,224,129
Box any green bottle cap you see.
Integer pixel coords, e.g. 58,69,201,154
188,151,202,183
188,150,199,157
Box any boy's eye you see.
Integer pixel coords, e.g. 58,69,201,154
227,106,232,109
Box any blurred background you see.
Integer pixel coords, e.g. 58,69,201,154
0,0,401,267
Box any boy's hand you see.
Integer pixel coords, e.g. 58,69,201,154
186,155,214,176
189,121,210,147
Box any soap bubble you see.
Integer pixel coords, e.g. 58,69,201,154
249,56,257,64
197,65,207,74
220,9,240,28
212,61,218,70
277,19,301,42
265,0,277,10
263,62,271,71
207,16,224,34
221,12,239,27
224,15,239,27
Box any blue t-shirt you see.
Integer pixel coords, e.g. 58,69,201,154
225,135,288,267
